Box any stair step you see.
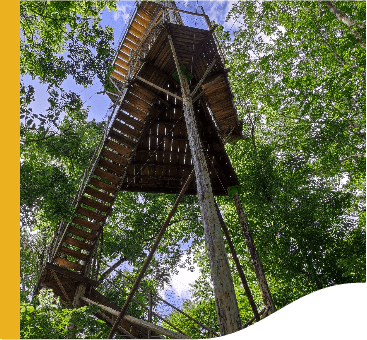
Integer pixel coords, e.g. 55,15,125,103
90,177,117,194
123,101,148,121
111,72,125,83
102,148,129,166
126,32,140,45
115,64,128,75
69,226,97,241
131,21,145,34
131,83,156,104
106,139,133,158
126,92,152,112
128,26,143,39
109,130,136,149
76,207,104,222
113,120,141,139
55,257,83,271
117,111,144,130
59,246,88,260
85,186,114,203
64,236,92,251
81,196,110,212
72,216,101,231
98,158,126,176
135,14,149,28
94,168,120,185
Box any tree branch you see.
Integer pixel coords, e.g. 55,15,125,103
323,1,366,49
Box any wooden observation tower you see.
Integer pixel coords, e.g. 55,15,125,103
34,1,275,338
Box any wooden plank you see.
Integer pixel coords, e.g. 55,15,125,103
120,45,132,55
69,226,97,241
118,52,130,62
90,177,117,194
129,26,143,39
102,148,129,166
45,263,98,286
136,9,151,21
59,246,88,261
81,196,110,212
98,158,126,176
76,207,104,222
117,111,144,130
72,216,101,231
115,64,128,75
64,236,92,251
127,32,140,45
106,139,133,158
113,121,141,139
111,72,125,83
109,130,136,149
126,92,152,112
124,39,137,51
55,257,83,271
131,83,156,103
115,58,128,69
131,21,146,34
123,101,148,121
94,167,120,185
85,186,114,203
135,14,149,27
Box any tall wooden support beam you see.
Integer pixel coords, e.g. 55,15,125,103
214,201,260,322
167,32,242,336
108,171,194,339
233,193,276,316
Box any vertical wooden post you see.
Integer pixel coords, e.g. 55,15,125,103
233,193,276,315
167,33,242,335
214,201,260,321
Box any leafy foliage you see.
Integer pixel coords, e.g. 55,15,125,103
21,290,110,339
20,0,116,129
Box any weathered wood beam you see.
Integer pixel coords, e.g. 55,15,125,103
45,263,98,286
233,193,276,315
191,57,217,97
214,201,260,321
167,31,242,336
162,6,206,18
193,75,223,103
51,270,71,305
108,171,194,338
136,75,182,101
82,297,191,339
96,310,136,339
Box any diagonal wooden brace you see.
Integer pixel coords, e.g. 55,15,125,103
136,75,182,101
190,57,217,98
107,170,194,338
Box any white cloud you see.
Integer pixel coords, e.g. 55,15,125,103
162,254,200,302
113,2,131,24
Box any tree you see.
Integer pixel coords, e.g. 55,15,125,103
20,0,116,131
165,1,365,334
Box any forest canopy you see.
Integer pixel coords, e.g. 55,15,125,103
20,1,365,339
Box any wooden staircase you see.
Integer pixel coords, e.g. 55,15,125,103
34,1,244,338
